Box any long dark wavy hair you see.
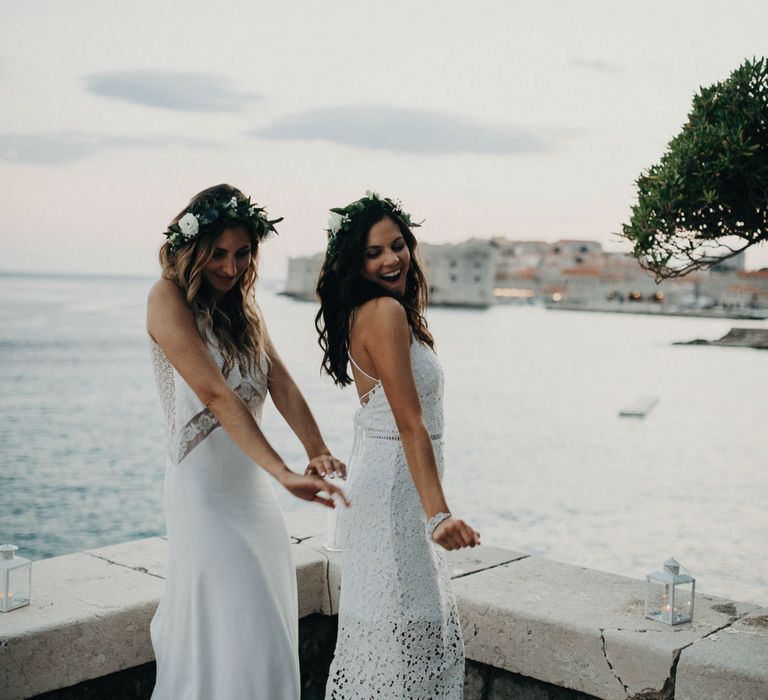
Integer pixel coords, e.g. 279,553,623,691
159,183,268,377
315,200,434,387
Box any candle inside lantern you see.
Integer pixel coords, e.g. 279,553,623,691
645,557,695,626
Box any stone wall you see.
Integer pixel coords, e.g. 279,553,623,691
283,241,496,308
27,617,600,700
2,508,766,700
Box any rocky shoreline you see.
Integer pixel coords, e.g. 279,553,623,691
675,327,768,350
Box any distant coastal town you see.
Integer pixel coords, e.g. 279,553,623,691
285,237,768,319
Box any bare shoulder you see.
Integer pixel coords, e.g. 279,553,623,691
147,278,185,308
146,279,195,342
355,297,410,355
357,296,407,329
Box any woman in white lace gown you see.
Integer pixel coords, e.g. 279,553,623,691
147,184,348,700
314,192,481,699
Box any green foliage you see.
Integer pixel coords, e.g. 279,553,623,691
165,194,282,252
622,57,768,278
325,190,421,260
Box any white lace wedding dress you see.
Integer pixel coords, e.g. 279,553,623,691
150,337,300,700
326,338,464,699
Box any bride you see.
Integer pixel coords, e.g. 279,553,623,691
147,184,348,699
315,192,480,699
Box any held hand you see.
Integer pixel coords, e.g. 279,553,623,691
281,471,351,509
431,517,481,551
305,454,347,479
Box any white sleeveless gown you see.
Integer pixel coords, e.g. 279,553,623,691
326,339,464,699
150,339,300,700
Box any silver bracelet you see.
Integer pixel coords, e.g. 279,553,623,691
427,512,451,536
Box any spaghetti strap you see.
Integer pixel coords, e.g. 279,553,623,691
348,309,381,405
348,351,381,406
348,352,380,383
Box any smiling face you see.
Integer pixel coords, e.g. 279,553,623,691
202,225,253,299
360,216,411,295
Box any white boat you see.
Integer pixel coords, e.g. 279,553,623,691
619,397,659,418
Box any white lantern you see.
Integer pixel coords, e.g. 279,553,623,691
0,544,31,612
645,557,695,625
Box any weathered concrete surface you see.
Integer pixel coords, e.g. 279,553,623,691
86,537,167,579
3,513,766,700
0,533,332,700
90,531,332,618
291,542,331,617
288,508,529,615
301,537,342,615
298,539,531,616
284,508,340,614
676,606,768,700
445,545,529,579
0,551,164,700
453,556,759,700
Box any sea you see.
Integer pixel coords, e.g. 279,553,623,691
1,272,766,605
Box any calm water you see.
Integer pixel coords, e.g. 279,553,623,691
1,272,766,605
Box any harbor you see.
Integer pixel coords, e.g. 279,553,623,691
3,2,767,696
285,239,768,317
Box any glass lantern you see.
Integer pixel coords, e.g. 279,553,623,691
645,557,695,625
0,544,32,612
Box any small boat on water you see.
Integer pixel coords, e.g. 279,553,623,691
619,397,659,418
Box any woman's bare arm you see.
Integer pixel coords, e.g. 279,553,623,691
266,334,346,477
356,297,479,549
146,279,348,507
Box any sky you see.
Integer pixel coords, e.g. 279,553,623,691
2,0,767,279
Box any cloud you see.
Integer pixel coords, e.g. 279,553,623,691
570,57,624,74
0,132,213,165
250,106,552,155
85,71,257,112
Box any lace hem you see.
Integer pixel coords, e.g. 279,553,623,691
326,610,464,700
365,428,443,441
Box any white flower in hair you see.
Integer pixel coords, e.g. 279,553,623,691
226,196,238,210
328,211,345,234
178,213,199,238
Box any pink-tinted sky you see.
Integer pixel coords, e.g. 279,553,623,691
2,0,767,279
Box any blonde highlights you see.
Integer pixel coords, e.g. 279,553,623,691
159,184,268,377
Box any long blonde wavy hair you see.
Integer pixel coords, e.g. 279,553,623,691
159,184,268,377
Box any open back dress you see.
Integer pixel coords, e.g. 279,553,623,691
325,336,464,699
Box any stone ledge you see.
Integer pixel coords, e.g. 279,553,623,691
0,550,164,699
1,506,765,700
675,607,768,700
0,525,331,700
452,557,758,700
286,505,530,615
291,507,766,699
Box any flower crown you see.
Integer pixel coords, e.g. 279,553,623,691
325,190,421,259
164,194,282,253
